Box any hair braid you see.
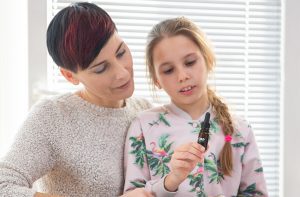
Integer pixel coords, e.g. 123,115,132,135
207,87,234,175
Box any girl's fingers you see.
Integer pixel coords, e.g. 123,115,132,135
175,142,205,153
175,144,204,159
172,159,195,169
172,151,203,162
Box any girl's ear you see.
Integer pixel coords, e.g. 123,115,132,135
60,68,80,85
154,81,161,89
153,77,162,89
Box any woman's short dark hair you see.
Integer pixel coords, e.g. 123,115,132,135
46,2,116,72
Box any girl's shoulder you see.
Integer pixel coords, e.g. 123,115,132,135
231,114,254,140
131,104,168,125
127,97,154,111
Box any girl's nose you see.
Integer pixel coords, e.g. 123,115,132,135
178,68,190,83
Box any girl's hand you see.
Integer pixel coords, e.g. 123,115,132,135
121,188,155,197
164,142,205,192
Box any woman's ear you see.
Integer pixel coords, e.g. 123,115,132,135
60,68,80,85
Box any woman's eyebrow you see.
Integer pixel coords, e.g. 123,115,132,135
89,42,125,69
115,42,124,54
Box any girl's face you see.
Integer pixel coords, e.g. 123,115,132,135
152,34,209,110
71,32,134,108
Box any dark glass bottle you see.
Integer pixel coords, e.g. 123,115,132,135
197,112,210,150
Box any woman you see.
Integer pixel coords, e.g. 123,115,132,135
0,2,153,197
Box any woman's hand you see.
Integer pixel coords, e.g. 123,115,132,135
121,188,155,197
164,142,205,192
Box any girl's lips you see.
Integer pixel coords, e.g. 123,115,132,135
179,85,196,96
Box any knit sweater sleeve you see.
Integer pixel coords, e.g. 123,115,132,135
0,99,58,197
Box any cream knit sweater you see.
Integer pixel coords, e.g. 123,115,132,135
0,93,152,197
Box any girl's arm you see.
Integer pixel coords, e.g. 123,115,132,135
164,142,205,192
124,118,205,196
238,125,269,196
124,117,176,196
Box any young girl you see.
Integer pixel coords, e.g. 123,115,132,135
124,17,268,197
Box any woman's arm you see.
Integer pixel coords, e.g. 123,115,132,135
34,192,62,197
0,101,57,196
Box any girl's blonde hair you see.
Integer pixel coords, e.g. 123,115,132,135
145,17,234,176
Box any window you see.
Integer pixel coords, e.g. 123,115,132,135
48,0,282,196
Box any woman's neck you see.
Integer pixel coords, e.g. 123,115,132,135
76,90,125,108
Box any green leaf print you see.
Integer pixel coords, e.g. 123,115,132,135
209,118,220,133
205,153,224,184
158,134,169,148
234,131,243,138
149,111,171,127
130,179,146,188
237,183,264,196
240,153,245,163
159,112,171,126
255,167,263,173
232,142,250,148
129,135,147,168
187,163,207,197
147,134,174,177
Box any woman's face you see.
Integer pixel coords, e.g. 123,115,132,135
72,32,134,107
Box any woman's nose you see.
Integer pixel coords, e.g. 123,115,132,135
114,62,129,80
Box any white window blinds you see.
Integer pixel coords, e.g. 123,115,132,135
48,1,281,196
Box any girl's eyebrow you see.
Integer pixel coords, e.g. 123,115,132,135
89,42,124,69
158,52,197,68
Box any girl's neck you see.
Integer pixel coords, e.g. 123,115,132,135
172,96,210,120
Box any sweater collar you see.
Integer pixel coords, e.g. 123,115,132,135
165,102,212,121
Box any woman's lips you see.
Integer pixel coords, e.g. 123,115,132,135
116,80,131,89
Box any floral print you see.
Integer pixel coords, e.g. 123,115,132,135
124,103,268,196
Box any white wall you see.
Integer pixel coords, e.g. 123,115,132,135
28,0,47,106
0,1,28,157
283,0,300,196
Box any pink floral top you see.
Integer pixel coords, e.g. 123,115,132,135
124,103,268,197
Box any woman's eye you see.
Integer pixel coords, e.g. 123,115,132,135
94,65,107,74
116,49,126,58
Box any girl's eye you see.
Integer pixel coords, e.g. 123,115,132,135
94,64,107,74
186,60,196,66
163,68,174,74
116,49,126,58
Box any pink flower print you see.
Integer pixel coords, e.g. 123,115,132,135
150,142,168,157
